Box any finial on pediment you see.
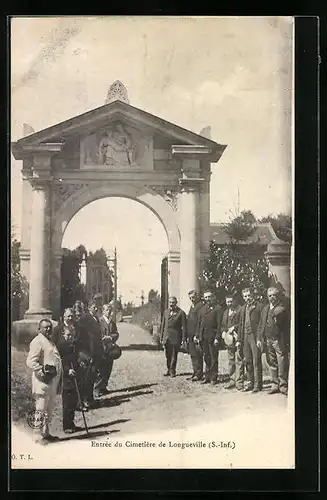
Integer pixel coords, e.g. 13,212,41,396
105,80,130,104
199,126,211,139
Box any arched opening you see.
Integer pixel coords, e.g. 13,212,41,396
60,197,169,322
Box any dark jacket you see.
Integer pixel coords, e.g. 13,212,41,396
256,303,290,347
81,313,105,361
99,316,119,353
160,307,187,345
238,302,263,345
220,307,241,337
198,303,224,342
52,322,80,391
187,301,204,339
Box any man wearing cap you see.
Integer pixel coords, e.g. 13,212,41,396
186,290,204,382
221,292,243,390
160,296,187,377
197,291,224,385
26,319,63,444
238,287,264,392
256,286,290,395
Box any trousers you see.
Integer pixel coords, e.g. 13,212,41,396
227,346,245,388
62,388,78,430
188,339,203,378
165,339,179,374
201,339,219,382
94,358,114,394
33,382,58,440
78,362,97,403
243,333,263,389
265,338,289,393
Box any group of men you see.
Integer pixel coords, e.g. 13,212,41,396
26,300,120,444
160,286,290,395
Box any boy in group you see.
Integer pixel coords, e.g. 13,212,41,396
220,291,243,390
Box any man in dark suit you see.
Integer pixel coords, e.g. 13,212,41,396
220,292,243,390
160,296,187,377
186,290,204,382
52,308,84,433
256,286,290,395
94,303,120,396
197,290,224,385
75,301,106,405
238,287,264,392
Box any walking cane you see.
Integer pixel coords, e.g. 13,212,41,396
70,362,89,435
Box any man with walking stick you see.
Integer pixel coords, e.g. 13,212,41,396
52,308,87,434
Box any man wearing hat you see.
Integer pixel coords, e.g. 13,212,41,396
220,292,243,390
256,286,290,395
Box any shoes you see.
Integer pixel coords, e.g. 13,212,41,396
64,425,84,434
211,379,218,386
268,387,280,395
163,371,170,377
224,381,236,390
192,376,202,382
201,379,210,385
242,385,254,392
43,434,59,442
187,374,196,380
252,388,261,393
95,389,110,397
171,373,176,378
236,385,244,391
84,400,98,409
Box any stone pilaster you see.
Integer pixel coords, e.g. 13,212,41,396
167,251,180,302
265,237,291,297
178,178,201,312
24,177,52,319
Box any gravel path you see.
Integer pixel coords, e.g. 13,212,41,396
20,323,288,443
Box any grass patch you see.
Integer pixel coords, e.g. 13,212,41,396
11,346,34,423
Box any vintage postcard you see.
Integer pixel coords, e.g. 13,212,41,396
10,16,295,470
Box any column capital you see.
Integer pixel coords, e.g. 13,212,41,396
179,177,205,193
30,176,53,190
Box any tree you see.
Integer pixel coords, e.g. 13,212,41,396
11,238,28,320
222,210,257,244
259,213,292,244
148,289,161,304
60,245,87,312
202,241,270,304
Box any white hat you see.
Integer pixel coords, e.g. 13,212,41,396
222,331,234,347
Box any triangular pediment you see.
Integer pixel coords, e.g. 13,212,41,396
13,100,224,152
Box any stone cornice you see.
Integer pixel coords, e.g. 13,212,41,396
11,142,64,161
179,177,206,193
171,144,226,162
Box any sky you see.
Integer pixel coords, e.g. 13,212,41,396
11,16,293,303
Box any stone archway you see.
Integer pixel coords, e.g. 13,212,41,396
12,83,226,334
50,182,181,319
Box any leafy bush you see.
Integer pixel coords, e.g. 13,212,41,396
11,346,34,422
202,241,271,304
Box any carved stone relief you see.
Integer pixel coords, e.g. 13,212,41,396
52,183,86,213
147,185,179,211
81,121,152,169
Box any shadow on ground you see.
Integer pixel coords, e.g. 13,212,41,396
108,383,157,394
57,428,120,443
121,344,163,351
